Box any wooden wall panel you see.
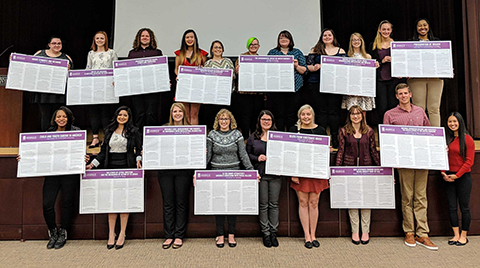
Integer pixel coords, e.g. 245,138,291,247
0,68,22,147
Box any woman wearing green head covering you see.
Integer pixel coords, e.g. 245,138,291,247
233,37,265,140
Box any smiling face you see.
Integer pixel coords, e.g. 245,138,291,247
351,35,362,49
171,106,184,124
212,42,223,58
248,39,259,54
396,87,412,105
185,32,195,47
417,19,430,38
55,110,68,128
117,110,129,125
48,38,63,53
322,30,334,44
279,34,290,48
260,114,272,131
140,30,151,46
95,33,106,48
350,108,363,124
379,23,392,38
218,113,231,131
300,108,314,126
447,115,459,133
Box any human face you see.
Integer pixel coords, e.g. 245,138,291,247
212,42,223,58
396,88,412,105
185,32,195,47
55,110,68,128
379,23,392,38
351,35,362,49
117,110,129,125
95,33,106,48
300,108,314,126
279,35,290,48
172,106,184,123
447,115,459,133
48,38,63,53
322,31,334,44
248,39,259,54
350,109,363,124
417,20,429,38
218,114,231,131
260,114,272,131
140,30,151,46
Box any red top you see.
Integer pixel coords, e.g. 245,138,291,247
448,135,475,178
174,49,208,66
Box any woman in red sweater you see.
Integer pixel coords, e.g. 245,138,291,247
441,112,475,246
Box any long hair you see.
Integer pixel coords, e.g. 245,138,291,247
295,104,316,131
372,20,393,50
208,40,224,60
213,109,237,131
48,106,75,131
412,18,437,40
105,106,135,139
253,110,277,139
446,112,469,160
132,28,158,50
275,30,294,51
312,28,340,54
178,29,204,66
91,31,109,52
344,106,369,135
168,103,190,126
347,32,368,58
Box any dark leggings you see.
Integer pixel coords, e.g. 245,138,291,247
90,104,111,135
132,93,159,129
444,172,472,231
215,215,237,236
158,170,192,239
269,92,299,131
375,79,400,124
39,103,60,131
317,91,341,145
43,175,78,231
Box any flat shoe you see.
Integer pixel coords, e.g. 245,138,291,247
448,240,457,245
216,237,224,248
172,243,183,249
351,239,361,245
312,240,320,248
304,241,313,249
162,240,173,249
456,239,469,246
228,242,237,248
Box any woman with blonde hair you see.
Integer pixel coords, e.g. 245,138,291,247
289,104,329,248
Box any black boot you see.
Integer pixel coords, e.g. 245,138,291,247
262,234,272,248
47,228,58,249
271,232,279,247
54,228,67,249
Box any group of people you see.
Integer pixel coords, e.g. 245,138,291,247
20,18,472,251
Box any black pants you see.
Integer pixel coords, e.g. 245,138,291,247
215,215,237,236
269,92,299,131
90,104,112,135
158,170,192,239
375,79,400,124
444,172,472,231
43,175,78,231
317,90,341,146
39,103,60,131
132,93,160,129
299,83,322,125
232,92,264,139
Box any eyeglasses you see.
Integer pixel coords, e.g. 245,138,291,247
261,118,272,122
249,44,259,47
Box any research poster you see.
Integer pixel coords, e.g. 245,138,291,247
238,55,294,92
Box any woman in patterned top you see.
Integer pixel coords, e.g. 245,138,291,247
86,31,118,148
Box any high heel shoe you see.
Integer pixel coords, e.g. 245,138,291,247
107,233,116,250
115,235,126,250
89,137,101,148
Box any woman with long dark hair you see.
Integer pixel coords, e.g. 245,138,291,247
441,112,475,246
246,110,282,247
86,106,143,250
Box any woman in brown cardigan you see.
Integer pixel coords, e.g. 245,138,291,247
335,105,380,245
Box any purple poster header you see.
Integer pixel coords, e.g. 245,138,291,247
20,131,86,143
179,66,232,77
11,53,68,68
321,56,376,67
240,55,293,64
268,131,329,145
144,126,206,136
330,166,393,176
82,169,143,180
379,125,445,137
69,69,113,78
391,41,451,50
113,56,167,68
195,170,258,180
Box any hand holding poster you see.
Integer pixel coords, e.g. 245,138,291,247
67,69,119,105
238,55,294,92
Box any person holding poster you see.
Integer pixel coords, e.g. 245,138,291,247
370,20,400,125
203,40,234,129
86,31,118,148
206,109,254,248
174,29,208,125
342,33,375,117
17,106,81,249
441,112,474,246
336,105,380,245
234,37,264,139
86,106,143,250
32,36,73,131
267,30,307,132
306,29,346,148
246,110,281,248
407,19,444,127
288,104,329,249
127,28,163,130
383,83,437,250
158,103,193,249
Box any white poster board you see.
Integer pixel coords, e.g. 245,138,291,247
238,55,294,92
67,69,119,105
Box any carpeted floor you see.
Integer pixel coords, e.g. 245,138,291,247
1,236,478,267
